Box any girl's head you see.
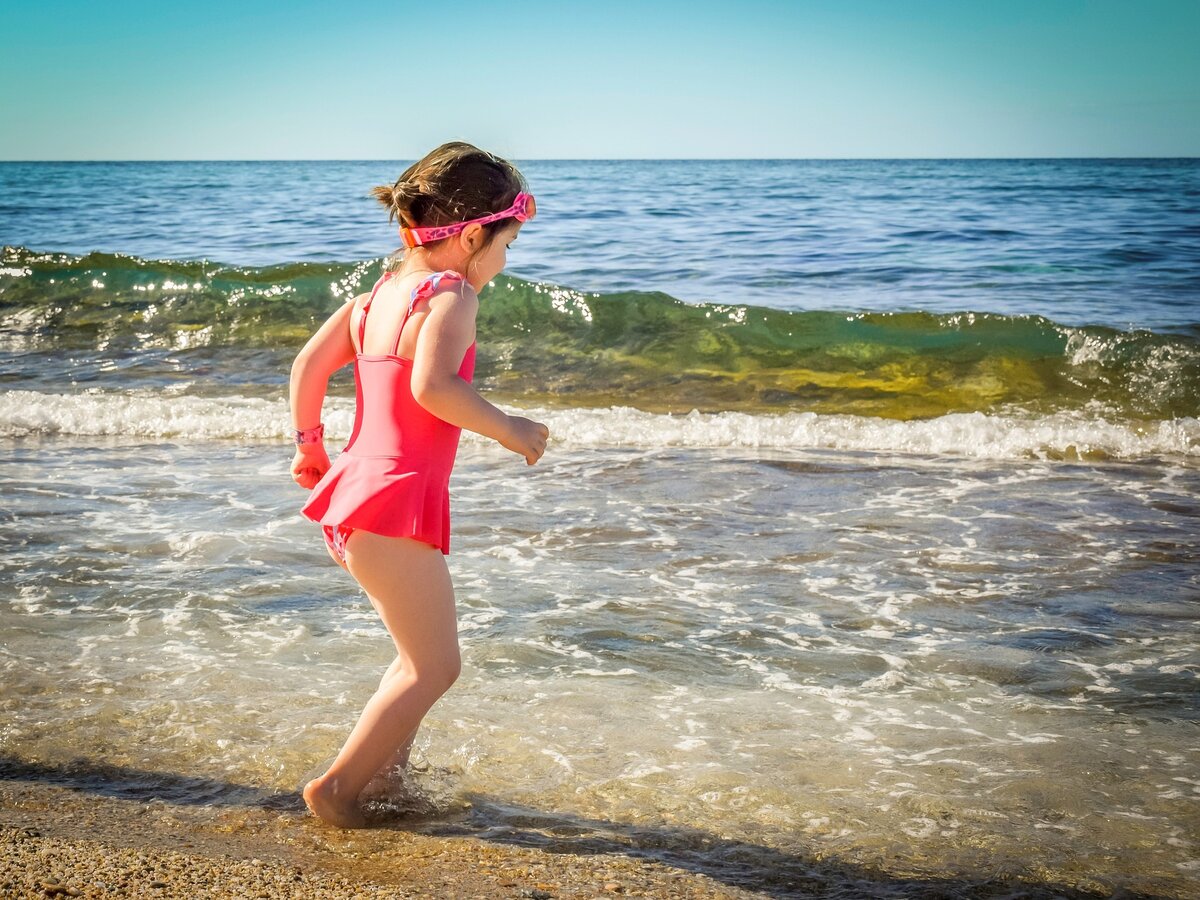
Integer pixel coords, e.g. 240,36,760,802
371,142,529,287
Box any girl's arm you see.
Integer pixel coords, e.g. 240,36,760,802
411,287,548,465
289,296,359,487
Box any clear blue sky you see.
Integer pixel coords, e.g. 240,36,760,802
2,0,1197,160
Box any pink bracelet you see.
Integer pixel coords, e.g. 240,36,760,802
293,423,325,445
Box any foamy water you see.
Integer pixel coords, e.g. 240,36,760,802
3,389,1197,462
2,437,1197,895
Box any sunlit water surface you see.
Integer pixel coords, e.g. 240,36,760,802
2,436,1197,896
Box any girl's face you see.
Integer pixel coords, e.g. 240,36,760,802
465,220,523,290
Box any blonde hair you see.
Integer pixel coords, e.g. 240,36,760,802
371,141,528,273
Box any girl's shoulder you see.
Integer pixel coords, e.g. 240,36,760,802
415,271,479,319
413,269,476,303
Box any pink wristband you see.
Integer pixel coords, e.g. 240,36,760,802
293,423,325,445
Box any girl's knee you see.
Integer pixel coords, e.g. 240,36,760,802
410,653,461,695
378,654,459,693
433,654,463,693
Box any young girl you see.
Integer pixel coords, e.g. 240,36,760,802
289,142,549,829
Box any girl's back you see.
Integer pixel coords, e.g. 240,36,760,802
300,268,475,557
353,268,470,361
344,268,476,458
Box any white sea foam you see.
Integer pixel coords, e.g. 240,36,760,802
1,388,1197,461
0,389,354,441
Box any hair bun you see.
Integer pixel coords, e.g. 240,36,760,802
391,178,421,202
370,178,427,228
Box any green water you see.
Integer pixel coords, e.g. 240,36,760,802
3,246,1198,420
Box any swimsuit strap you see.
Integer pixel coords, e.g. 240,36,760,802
356,271,394,353
356,269,466,356
393,270,466,356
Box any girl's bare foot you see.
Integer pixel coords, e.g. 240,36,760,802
302,774,367,829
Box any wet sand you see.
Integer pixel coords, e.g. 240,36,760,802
2,772,1177,899
0,778,762,899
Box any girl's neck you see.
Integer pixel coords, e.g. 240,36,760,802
398,250,465,278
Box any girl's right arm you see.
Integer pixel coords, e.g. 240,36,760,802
410,287,548,465
288,296,359,487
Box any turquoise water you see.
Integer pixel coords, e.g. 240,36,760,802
1,159,1198,896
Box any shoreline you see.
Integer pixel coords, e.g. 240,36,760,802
1,773,1176,899
0,778,764,899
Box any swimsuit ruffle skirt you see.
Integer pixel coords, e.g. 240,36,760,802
300,270,475,560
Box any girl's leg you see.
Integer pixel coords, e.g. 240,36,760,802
374,655,421,772
303,532,460,828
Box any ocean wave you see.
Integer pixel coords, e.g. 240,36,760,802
2,246,1198,421
2,389,1195,462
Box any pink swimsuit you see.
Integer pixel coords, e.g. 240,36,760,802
300,269,476,560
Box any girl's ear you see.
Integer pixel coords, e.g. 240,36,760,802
458,222,484,253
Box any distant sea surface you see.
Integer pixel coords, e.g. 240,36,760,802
1,159,1198,897
3,158,1199,329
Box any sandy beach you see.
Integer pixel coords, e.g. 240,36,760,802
3,762,1167,899
0,777,762,899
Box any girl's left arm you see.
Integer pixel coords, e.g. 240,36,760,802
288,296,358,488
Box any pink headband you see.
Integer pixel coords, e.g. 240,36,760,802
399,192,536,249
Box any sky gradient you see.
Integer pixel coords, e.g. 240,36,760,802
3,0,1197,160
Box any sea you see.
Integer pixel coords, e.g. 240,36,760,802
1,158,1198,897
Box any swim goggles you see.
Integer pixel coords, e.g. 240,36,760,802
399,191,536,249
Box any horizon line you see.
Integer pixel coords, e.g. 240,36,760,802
2,155,1198,164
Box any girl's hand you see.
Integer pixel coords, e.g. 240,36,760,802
501,415,550,466
291,443,331,489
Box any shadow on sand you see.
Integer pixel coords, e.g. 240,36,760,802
0,754,1175,900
